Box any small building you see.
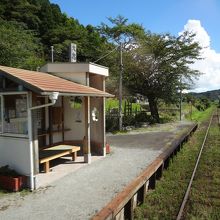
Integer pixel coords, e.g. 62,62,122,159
0,63,112,190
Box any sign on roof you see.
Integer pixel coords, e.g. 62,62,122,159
69,43,77,63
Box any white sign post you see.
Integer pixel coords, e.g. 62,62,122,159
69,43,77,63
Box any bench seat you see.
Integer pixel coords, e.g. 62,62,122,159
39,145,80,173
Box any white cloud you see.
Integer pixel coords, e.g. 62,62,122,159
180,19,220,93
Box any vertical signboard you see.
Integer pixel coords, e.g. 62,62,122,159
69,43,77,63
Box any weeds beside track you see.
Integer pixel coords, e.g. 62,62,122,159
182,110,220,220
134,107,218,220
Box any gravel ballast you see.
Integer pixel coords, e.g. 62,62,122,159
0,122,194,220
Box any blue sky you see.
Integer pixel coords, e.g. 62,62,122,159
50,0,220,52
50,0,220,92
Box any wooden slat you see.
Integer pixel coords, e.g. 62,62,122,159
39,145,80,163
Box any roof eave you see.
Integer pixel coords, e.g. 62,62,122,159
41,91,114,98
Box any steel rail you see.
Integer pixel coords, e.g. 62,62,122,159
176,111,215,220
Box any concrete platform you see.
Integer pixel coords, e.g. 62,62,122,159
0,121,195,220
36,156,103,188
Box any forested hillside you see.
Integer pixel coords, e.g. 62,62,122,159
0,0,113,69
190,89,220,101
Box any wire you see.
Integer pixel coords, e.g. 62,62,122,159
93,45,120,63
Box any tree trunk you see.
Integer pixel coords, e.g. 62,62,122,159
148,96,160,123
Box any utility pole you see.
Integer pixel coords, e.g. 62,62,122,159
119,42,123,130
179,79,182,121
189,101,192,120
51,46,54,63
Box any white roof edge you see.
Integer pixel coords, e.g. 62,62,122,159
41,92,114,98
40,62,109,76
88,62,109,70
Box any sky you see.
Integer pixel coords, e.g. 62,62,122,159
50,0,220,92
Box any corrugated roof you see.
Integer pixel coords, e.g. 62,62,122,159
0,65,113,97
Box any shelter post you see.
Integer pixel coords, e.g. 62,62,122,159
84,96,91,163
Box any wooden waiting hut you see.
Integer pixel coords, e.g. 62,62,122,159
0,64,112,190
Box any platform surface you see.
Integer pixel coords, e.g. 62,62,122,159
0,121,195,220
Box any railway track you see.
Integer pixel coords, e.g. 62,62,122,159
177,109,220,220
93,108,219,220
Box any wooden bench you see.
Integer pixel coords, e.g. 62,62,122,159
39,145,80,173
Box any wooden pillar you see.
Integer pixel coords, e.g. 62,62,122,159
156,165,163,180
148,173,156,190
102,96,106,157
124,197,134,220
49,106,53,145
137,183,147,205
102,77,106,157
164,157,170,169
84,96,91,163
61,97,64,142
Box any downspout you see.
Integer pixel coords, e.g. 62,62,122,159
28,92,59,191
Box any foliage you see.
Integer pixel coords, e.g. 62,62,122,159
185,123,220,219
194,97,211,111
124,31,202,122
190,89,220,101
0,0,112,67
122,115,135,127
0,165,20,177
98,15,145,96
134,112,148,123
106,98,141,113
106,117,118,132
0,19,44,69
189,105,214,122
98,15,144,47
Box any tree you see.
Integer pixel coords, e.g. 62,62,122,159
98,15,145,80
124,31,202,122
98,15,145,129
0,0,111,64
98,15,145,48
0,19,44,69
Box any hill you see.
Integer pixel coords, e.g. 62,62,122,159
190,89,220,101
0,0,112,69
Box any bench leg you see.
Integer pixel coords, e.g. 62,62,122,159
72,152,77,161
43,161,50,173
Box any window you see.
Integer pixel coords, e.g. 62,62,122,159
1,94,28,135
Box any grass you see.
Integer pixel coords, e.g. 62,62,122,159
184,117,220,220
0,187,30,199
184,104,215,122
0,183,30,198
134,107,215,220
0,188,5,197
105,98,141,112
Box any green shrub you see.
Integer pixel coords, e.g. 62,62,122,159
0,165,19,177
123,115,135,127
106,117,118,132
194,97,211,111
135,112,148,122
135,112,157,123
